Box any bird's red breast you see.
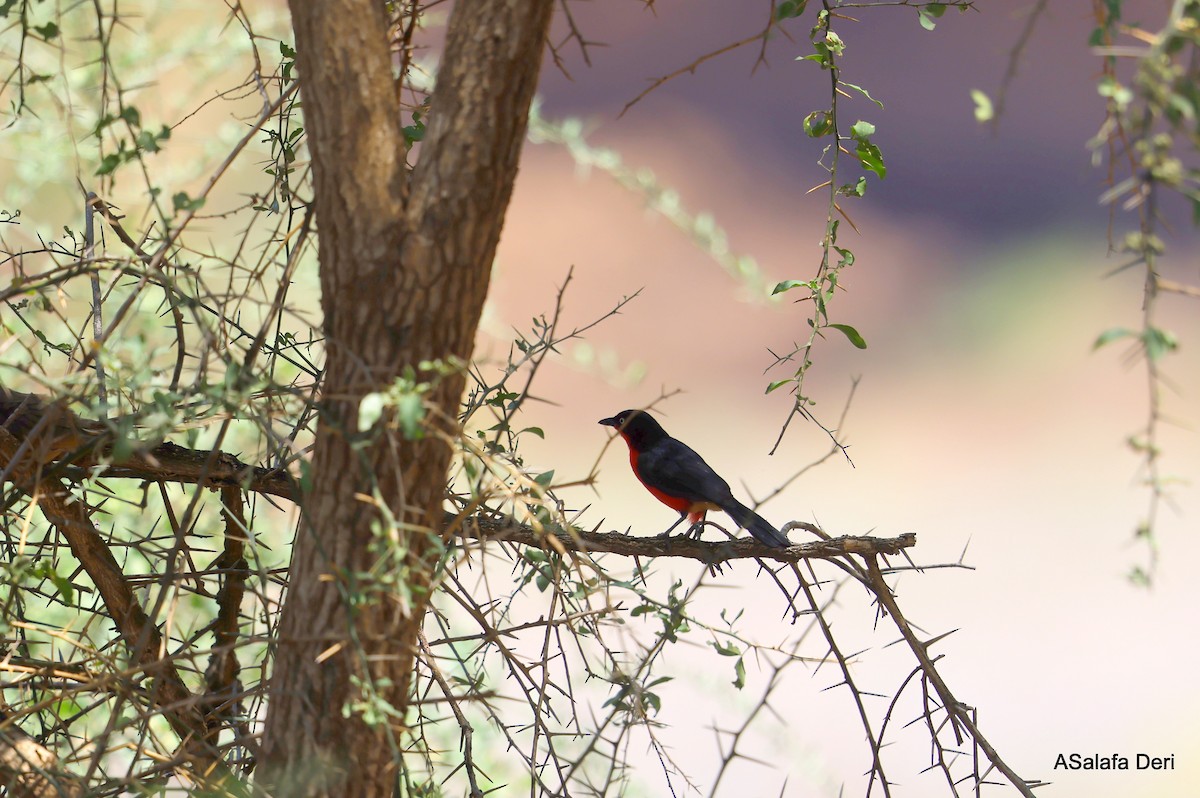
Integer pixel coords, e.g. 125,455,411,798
625,436,711,518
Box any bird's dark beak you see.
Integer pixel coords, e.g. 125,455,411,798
598,416,619,428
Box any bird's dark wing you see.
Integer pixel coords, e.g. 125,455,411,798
638,437,791,548
634,437,735,505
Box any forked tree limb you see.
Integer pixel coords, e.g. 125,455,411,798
863,554,1040,798
0,428,217,775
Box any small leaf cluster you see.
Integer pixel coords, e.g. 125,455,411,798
359,359,462,441
629,579,690,644
94,105,171,177
1089,0,1200,583
766,3,967,424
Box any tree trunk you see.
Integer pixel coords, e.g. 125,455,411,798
260,1,555,795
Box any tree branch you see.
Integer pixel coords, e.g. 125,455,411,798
459,515,915,564
0,428,216,774
864,554,1040,797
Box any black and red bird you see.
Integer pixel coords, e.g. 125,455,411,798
599,409,791,548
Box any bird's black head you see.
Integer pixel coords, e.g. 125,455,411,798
599,409,668,449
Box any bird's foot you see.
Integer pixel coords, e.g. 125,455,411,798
655,523,704,542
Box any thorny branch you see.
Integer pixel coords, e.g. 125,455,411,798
0,427,220,777
460,515,915,564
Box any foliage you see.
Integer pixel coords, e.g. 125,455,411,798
765,2,971,456
1087,0,1200,583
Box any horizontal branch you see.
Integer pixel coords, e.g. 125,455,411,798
1,391,914,567
0,390,297,500
80,441,297,501
459,515,915,564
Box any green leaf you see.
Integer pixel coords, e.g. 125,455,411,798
1142,327,1177,361
49,571,74,604
827,323,867,349
172,192,206,213
1092,327,1134,350
833,245,855,268
849,122,886,177
765,378,793,395
855,139,887,179
970,89,994,123
711,640,741,657
840,177,867,197
732,657,746,690
803,110,832,137
775,0,808,20
33,21,59,40
850,120,876,139
916,4,946,30
521,426,545,439
95,153,122,176
840,81,884,109
823,31,845,56
358,392,386,432
136,126,170,154
34,561,74,604
534,469,555,489
1097,76,1133,107
396,392,426,438
771,279,810,295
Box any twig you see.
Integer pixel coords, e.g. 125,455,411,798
863,554,1037,798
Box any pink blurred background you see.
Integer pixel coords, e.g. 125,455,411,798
485,2,1200,796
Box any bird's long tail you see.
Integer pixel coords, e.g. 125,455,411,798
721,499,791,548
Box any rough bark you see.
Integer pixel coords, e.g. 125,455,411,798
260,1,555,795
0,718,85,798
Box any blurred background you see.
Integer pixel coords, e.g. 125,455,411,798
487,2,1200,796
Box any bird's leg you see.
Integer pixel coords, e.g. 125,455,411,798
655,513,690,540
682,511,707,541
